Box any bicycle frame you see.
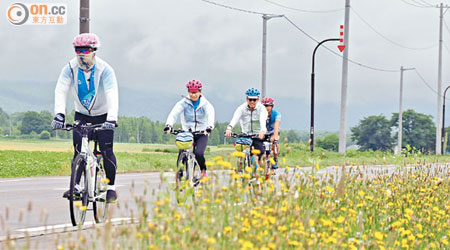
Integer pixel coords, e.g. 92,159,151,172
74,123,108,202
171,130,204,187
178,149,198,180
79,136,99,202
231,133,260,176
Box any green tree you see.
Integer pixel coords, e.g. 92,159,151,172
390,109,435,152
351,115,394,151
40,130,51,139
19,111,50,135
316,133,339,151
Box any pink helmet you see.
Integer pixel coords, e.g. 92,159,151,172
73,33,101,49
262,97,275,106
186,80,202,92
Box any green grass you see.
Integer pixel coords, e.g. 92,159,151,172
0,145,235,178
2,140,450,178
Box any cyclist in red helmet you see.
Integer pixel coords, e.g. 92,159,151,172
164,80,215,178
261,97,281,169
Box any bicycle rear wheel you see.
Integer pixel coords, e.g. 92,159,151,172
69,154,89,226
93,155,108,223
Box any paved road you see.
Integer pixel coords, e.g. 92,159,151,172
0,172,174,239
0,164,425,249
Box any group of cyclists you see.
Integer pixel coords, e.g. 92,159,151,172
51,33,282,203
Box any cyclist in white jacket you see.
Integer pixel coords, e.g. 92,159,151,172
164,80,215,177
225,88,268,160
51,33,119,203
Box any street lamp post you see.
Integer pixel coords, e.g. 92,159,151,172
397,66,415,154
310,38,340,152
261,14,283,98
441,85,450,154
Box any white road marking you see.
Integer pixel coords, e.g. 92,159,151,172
15,217,132,233
52,184,125,191
0,179,30,183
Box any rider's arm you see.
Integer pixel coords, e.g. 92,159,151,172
273,121,281,138
166,100,184,127
205,101,215,129
259,104,268,133
273,112,281,137
54,65,72,116
228,103,245,129
102,66,119,121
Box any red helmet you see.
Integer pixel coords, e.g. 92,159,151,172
186,80,202,92
261,97,275,106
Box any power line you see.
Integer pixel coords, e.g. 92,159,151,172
444,18,450,36
200,0,400,72
283,16,399,72
413,69,449,99
351,7,437,50
410,0,433,7
444,42,450,56
199,0,274,15
399,0,435,8
262,0,344,13
416,0,434,7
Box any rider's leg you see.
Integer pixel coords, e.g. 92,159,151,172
72,113,90,185
98,129,117,187
98,127,118,203
193,134,208,175
272,140,279,168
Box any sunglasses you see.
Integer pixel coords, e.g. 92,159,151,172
247,99,258,102
75,47,92,55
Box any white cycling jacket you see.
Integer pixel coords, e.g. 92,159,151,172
228,102,268,134
54,56,119,121
165,96,215,132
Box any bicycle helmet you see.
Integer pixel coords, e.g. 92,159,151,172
73,33,101,49
245,88,260,98
186,80,203,92
262,97,275,106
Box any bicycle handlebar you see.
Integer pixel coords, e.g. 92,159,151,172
169,130,208,136
227,132,260,139
53,122,118,131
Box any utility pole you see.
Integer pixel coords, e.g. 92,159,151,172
261,14,283,97
80,0,89,33
397,66,415,154
338,0,350,154
436,3,444,155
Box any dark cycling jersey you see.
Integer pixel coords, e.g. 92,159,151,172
266,109,281,135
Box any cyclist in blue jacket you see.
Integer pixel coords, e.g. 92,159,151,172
261,97,281,169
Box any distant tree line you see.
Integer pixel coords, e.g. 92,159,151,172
351,109,436,153
0,107,316,146
3,107,441,153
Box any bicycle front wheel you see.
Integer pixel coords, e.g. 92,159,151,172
69,154,89,226
93,155,108,223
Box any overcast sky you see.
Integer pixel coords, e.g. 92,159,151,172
1,0,450,130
